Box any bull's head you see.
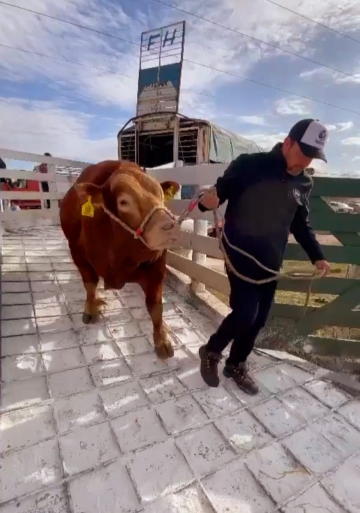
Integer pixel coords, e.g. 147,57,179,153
75,167,181,251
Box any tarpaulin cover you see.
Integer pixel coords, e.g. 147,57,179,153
209,123,264,163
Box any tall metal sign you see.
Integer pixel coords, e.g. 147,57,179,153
136,21,186,117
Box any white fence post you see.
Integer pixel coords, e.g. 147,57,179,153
190,184,207,293
47,163,57,212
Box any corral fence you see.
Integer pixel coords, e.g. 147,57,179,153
1,148,360,359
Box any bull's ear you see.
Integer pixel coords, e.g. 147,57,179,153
74,183,104,215
160,181,180,201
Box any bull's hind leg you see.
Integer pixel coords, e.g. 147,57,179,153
69,246,103,324
140,276,174,360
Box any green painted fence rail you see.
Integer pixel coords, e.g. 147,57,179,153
274,176,360,358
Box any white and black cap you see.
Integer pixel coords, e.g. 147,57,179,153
288,119,329,162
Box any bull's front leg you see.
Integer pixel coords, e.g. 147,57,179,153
141,280,174,360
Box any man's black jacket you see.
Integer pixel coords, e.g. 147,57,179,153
199,143,325,280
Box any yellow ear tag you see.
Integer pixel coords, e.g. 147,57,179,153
81,196,95,217
164,185,175,201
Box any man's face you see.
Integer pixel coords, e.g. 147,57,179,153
282,137,313,175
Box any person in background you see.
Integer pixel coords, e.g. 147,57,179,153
0,157,11,185
198,119,331,395
39,152,51,208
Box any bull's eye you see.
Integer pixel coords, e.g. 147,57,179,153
119,199,128,206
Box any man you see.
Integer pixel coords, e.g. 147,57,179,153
198,118,331,395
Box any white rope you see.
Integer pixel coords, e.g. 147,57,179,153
100,204,176,250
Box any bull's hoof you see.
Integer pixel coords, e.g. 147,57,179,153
155,343,174,360
82,312,96,325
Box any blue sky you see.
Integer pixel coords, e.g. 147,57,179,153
0,0,360,176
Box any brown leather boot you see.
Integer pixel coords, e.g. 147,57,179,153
223,363,259,395
199,345,222,387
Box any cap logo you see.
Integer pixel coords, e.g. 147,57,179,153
318,129,327,142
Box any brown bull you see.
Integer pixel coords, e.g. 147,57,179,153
60,160,181,359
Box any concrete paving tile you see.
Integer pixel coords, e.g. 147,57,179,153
321,454,360,513
2,318,37,337
283,425,344,474
305,380,351,408
60,421,120,476
125,353,171,377
34,303,68,318
107,320,142,339
156,395,208,435
111,406,167,453
0,486,70,513
202,458,275,513
99,308,133,326
2,281,30,293
176,363,208,391
338,400,360,430
116,335,153,356
2,292,32,305
69,460,139,513
215,409,273,455
37,315,73,333
76,325,113,345
0,438,63,503
42,347,85,373
99,381,149,418
0,377,49,412
127,439,193,503
192,386,240,419
311,413,360,458
279,387,330,422
0,404,56,453
90,359,132,387
39,330,79,351
140,373,186,403
1,334,40,357
82,341,120,364
282,483,346,513
253,364,301,394
1,354,45,382
176,424,235,477
53,390,106,434
32,290,64,304
246,441,313,504
141,484,214,513
48,368,93,398
251,398,304,437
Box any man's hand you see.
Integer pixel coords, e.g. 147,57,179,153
315,259,331,276
200,186,220,210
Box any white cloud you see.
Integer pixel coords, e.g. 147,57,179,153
238,115,266,126
341,135,360,146
0,97,120,161
299,67,360,86
244,131,287,149
337,121,354,132
275,98,311,116
1,0,360,156
351,156,360,161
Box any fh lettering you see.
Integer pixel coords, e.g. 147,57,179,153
147,29,177,51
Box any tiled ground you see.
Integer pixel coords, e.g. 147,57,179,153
1,227,360,513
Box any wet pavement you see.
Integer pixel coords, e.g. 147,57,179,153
1,227,360,513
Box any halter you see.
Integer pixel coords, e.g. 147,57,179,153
101,204,177,249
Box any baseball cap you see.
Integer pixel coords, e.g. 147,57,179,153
288,119,329,162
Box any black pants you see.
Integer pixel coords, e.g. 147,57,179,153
207,269,277,366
